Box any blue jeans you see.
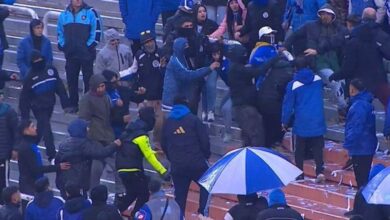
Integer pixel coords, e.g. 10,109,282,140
220,93,232,134
202,70,218,112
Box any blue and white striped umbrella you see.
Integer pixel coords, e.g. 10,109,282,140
363,166,390,205
199,147,303,195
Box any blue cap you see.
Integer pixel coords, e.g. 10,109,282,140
268,189,287,206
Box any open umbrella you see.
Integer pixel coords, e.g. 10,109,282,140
363,166,390,205
199,147,302,195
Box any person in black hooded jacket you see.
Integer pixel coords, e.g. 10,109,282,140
116,106,169,216
161,96,210,217
82,185,122,220
226,44,280,147
225,194,268,220
25,176,64,220
19,50,71,162
55,118,121,198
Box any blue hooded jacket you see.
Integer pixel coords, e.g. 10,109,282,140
119,0,162,40
344,91,377,156
283,0,326,31
67,118,88,138
282,68,326,137
162,38,211,110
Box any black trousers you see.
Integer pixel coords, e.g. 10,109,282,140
118,171,150,216
352,155,373,188
172,166,209,216
188,79,204,115
233,105,265,147
262,112,284,147
65,58,94,108
294,135,324,176
32,107,55,159
0,159,9,204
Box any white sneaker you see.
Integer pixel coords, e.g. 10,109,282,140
207,111,215,122
202,112,207,121
315,173,326,184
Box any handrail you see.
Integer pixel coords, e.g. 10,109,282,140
42,10,60,36
0,4,38,19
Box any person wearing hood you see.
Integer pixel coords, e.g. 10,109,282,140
162,37,219,112
343,79,377,188
283,4,348,118
163,0,195,42
236,0,283,51
78,73,119,193
16,120,70,196
82,185,122,220
281,56,326,183
25,177,64,220
135,178,182,220
257,189,303,220
224,193,268,220
330,8,390,108
0,186,22,220
226,43,279,147
0,89,18,203
210,0,247,41
19,50,71,162
55,118,122,199
161,96,210,218
57,182,91,220
116,106,169,217
57,0,102,111
94,29,133,75
17,19,53,80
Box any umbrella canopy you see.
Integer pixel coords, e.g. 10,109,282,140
198,147,302,195
363,166,390,205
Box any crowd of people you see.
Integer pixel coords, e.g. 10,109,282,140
0,0,389,219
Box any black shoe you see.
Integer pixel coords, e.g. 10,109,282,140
342,158,353,170
295,174,304,181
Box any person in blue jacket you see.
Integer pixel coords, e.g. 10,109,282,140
17,19,53,80
57,0,102,112
281,56,326,183
344,78,377,188
119,0,162,54
161,38,219,112
25,176,64,220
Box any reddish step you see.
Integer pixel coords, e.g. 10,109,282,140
284,180,355,210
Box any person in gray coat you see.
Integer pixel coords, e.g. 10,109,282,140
94,28,133,75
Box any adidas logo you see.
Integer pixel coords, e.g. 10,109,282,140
174,126,186,134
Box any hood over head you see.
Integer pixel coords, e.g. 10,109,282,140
104,28,120,43
317,3,336,21
89,74,107,91
90,185,108,205
68,118,88,138
29,19,43,37
169,104,191,120
225,44,247,64
351,91,374,104
294,68,315,85
268,189,286,206
173,37,189,65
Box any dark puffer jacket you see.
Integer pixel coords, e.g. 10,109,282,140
55,119,117,191
0,103,18,160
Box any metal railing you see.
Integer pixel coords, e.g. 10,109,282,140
42,10,60,36
0,4,38,19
